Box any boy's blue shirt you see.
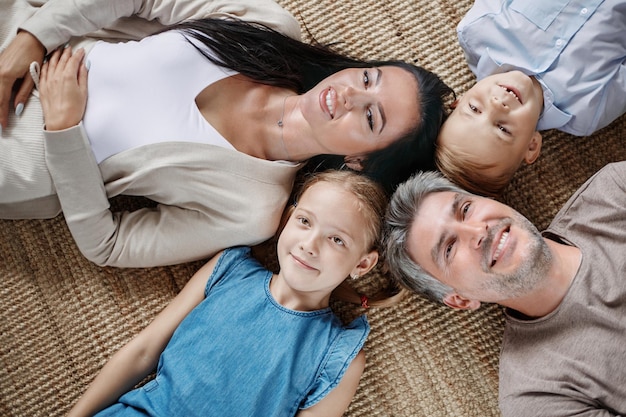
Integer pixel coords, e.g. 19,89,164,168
458,0,625,136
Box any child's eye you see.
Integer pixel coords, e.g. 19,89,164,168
297,217,310,226
331,236,345,246
366,108,374,130
497,124,511,134
363,70,370,87
469,103,479,113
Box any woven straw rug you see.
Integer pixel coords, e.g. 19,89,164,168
1,1,625,416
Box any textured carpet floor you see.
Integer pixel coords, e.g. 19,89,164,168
2,1,625,416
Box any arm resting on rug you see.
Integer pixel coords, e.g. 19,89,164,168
44,122,277,267
297,350,366,417
66,255,217,417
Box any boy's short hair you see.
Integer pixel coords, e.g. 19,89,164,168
435,143,516,197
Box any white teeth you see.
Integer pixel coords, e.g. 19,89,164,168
502,86,520,103
325,91,334,117
507,89,520,102
493,231,509,264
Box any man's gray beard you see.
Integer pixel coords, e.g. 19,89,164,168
481,213,552,298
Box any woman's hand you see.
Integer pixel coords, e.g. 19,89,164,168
39,46,88,131
0,31,45,130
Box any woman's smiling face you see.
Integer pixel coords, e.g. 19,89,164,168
296,65,420,159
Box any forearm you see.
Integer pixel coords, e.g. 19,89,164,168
42,123,163,268
68,341,159,417
68,260,212,416
43,123,117,266
43,126,216,267
297,350,366,417
19,0,300,53
42,124,202,267
19,0,136,52
43,124,281,267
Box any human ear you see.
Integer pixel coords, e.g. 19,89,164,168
350,251,379,278
344,155,364,171
442,292,481,311
523,131,542,165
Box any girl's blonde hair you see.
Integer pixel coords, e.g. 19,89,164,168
282,170,407,308
435,143,516,197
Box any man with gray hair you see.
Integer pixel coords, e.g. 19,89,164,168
384,162,626,416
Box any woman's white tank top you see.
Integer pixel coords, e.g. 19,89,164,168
83,31,237,163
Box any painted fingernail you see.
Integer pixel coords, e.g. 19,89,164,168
15,103,24,117
64,42,70,49
85,59,91,70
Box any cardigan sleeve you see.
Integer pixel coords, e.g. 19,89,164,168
19,0,301,52
43,123,292,267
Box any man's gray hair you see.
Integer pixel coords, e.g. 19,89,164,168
384,171,465,303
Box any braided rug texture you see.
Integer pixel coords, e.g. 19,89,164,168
2,0,625,416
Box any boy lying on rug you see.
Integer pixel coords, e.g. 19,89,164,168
435,0,626,197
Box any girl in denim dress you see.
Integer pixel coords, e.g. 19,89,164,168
67,170,403,417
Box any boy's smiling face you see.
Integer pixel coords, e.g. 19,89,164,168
438,71,544,181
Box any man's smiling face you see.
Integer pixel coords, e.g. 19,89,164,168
406,191,552,305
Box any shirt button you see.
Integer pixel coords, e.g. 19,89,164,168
555,39,563,47
581,7,588,15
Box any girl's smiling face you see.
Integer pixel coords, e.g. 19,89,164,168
274,181,378,310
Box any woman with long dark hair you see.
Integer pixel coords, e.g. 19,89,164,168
0,0,454,268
